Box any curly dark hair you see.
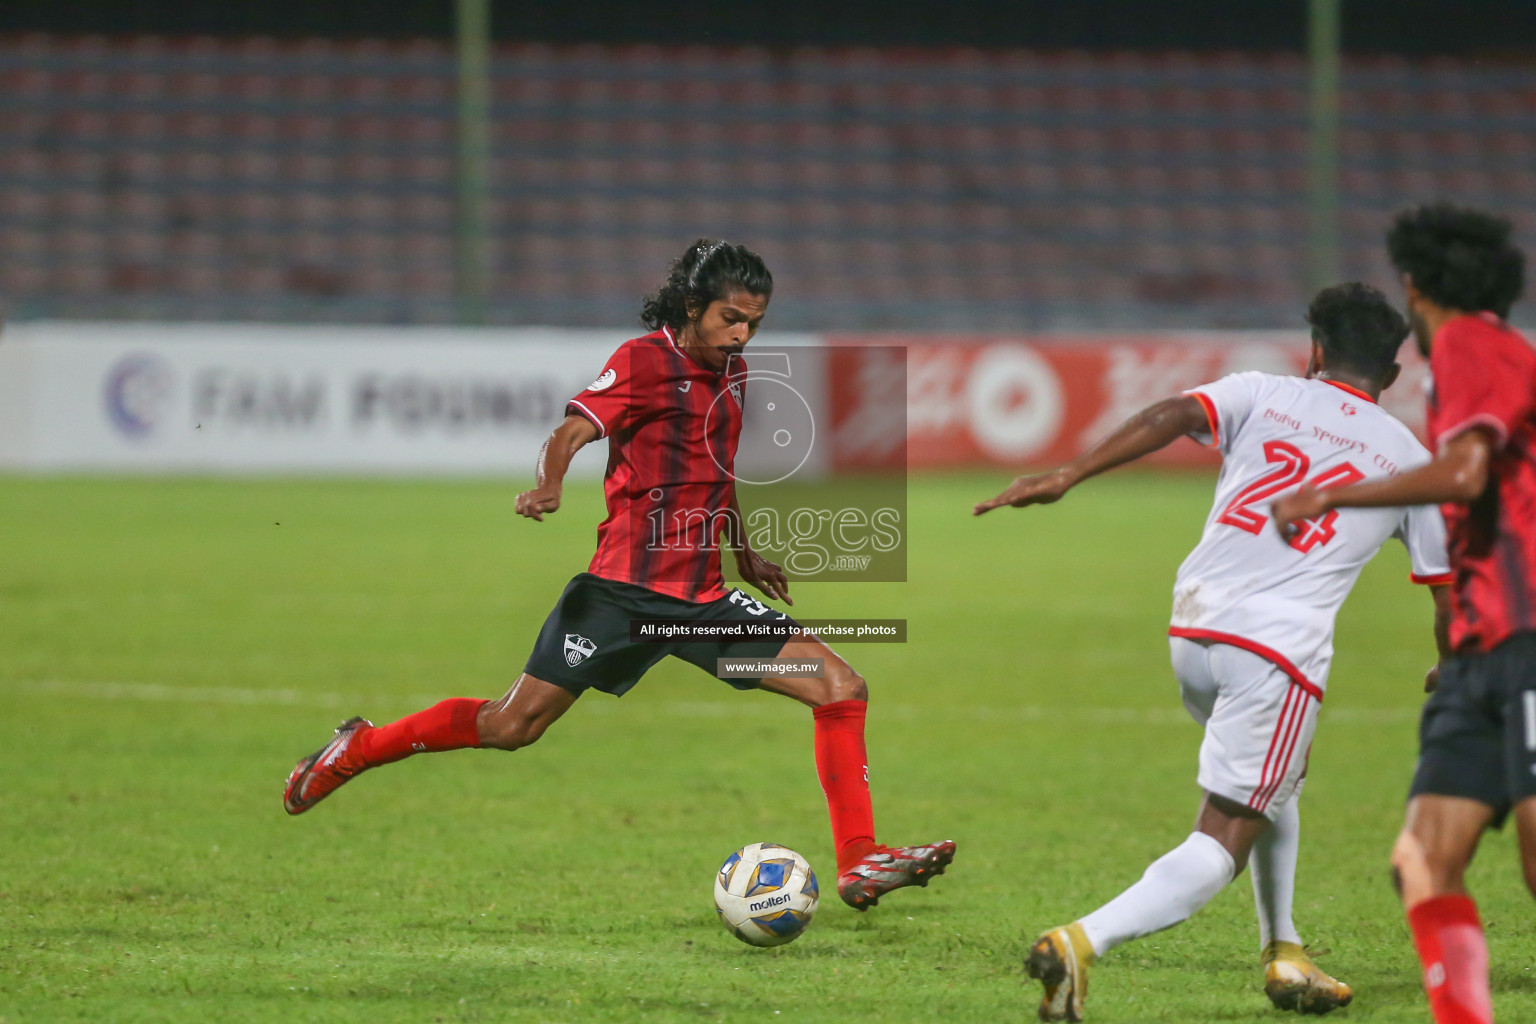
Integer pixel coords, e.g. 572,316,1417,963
1387,202,1525,317
641,239,773,332
1305,282,1410,380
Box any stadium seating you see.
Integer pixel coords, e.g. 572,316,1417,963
1,34,1532,328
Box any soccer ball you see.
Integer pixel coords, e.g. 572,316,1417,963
713,842,819,947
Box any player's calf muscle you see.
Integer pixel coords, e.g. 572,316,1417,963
477,713,547,751
476,675,571,750
1399,796,1491,896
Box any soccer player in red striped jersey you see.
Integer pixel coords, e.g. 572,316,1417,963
283,239,954,910
1277,204,1533,1024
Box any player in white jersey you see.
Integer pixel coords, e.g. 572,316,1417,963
974,283,1453,1021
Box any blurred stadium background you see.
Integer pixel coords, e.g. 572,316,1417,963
0,0,1532,475
3,0,1534,330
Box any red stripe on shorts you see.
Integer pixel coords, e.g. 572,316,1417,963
1252,683,1314,812
1250,683,1299,812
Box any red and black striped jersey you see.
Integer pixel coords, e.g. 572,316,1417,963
566,326,744,603
1428,312,1536,653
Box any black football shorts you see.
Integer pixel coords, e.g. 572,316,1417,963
523,573,803,696
1409,631,1536,828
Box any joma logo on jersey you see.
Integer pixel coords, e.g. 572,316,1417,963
564,634,597,666
748,892,792,912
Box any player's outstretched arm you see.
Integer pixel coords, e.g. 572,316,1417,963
1271,430,1494,536
515,414,600,521
973,395,1209,515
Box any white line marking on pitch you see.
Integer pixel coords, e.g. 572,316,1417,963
3,679,1417,724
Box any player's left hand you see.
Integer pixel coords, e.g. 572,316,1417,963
973,470,1072,515
1271,484,1330,539
735,546,792,605
1424,663,1440,693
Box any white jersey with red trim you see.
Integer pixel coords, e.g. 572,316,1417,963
1172,371,1451,695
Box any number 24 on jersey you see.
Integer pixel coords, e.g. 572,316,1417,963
1217,441,1365,553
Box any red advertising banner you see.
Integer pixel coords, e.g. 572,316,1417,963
827,334,1430,470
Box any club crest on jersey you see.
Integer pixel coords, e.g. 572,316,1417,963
564,634,597,666
586,369,617,392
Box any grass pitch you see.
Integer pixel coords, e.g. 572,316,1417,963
2,473,1533,1023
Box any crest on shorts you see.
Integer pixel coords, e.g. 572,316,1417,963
564,633,597,666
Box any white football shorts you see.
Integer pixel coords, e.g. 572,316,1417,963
1169,636,1321,821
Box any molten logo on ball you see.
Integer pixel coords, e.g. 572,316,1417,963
713,842,819,947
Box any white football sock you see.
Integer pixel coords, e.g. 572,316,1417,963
1080,831,1236,957
1251,795,1303,948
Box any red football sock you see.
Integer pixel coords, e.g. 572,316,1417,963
355,698,487,767
813,700,877,874
1407,894,1493,1024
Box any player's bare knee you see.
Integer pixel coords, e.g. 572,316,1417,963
1390,832,1420,893
1390,831,1423,875
824,663,867,704
1392,829,1452,904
